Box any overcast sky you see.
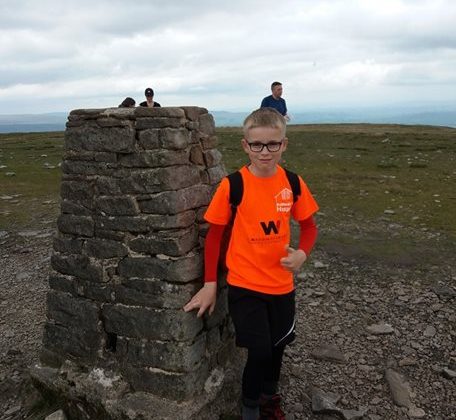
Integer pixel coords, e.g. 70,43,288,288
0,0,455,114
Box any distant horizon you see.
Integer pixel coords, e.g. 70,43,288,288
0,104,455,133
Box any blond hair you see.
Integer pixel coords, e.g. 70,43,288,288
243,108,286,138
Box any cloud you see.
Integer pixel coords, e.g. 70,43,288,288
0,0,455,113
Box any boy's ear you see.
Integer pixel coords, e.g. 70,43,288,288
241,138,250,153
282,137,288,151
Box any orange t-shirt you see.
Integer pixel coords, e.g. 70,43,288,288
204,165,319,295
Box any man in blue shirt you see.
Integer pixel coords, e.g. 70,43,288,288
261,81,290,121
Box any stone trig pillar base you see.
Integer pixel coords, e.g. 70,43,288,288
31,106,242,419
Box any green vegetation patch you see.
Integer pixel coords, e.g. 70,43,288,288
0,132,63,229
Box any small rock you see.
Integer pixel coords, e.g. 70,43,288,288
0,231,8,239
5,172,16,176
408,406,425,418
0,195,14,200
423,325,436,337
384,209,395,214
4,406,21,416
367,323,394,335
45,410,68,420
432,284,456,298
313,261,328,269
442,367,456,380
311,343,347,363
385,368,412,408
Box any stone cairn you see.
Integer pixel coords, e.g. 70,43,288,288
31,107,240,419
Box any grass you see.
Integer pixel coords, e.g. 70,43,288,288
0,132,63,229
1,124,455,249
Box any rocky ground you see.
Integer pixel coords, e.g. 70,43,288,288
0,219,455,420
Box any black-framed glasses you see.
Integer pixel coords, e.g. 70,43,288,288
246,141,283,152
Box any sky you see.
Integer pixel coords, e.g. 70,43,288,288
0,0,455,115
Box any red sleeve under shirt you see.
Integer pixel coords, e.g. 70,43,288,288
204,216,318,282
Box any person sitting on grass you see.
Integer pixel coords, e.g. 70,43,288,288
184,107,319,420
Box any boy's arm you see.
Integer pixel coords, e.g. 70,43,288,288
183,223,225,317
280,215,318,272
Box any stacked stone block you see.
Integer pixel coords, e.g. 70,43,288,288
37,107,234,409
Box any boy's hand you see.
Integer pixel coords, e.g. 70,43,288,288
280,245,307,272
183,282,217,318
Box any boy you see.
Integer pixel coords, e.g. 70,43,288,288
184,108,318,420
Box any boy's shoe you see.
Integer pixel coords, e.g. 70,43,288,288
259,394,286,419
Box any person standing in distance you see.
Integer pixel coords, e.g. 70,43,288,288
139,87,161,107
261,81,290,121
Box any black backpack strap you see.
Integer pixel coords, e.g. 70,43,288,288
284,169,301,203
227,171,243,217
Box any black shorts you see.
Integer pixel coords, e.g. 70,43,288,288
228,285,295,350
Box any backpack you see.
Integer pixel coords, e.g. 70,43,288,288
218,168,301,271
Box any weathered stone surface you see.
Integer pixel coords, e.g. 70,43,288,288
95,177,123,195
94,196,139,216
118,150,189,168
83,238,128,258
61,160,117,176
61,180,94,202
102,304,203,341
180,106,208,121
51,254,103,282
47,290,100,329
203,149,222,167
48,273,76,294
161,128,190,150
128,226,199,257
95,216,151,233
146,211,196,230
60,200,92,216
134,107,186,118
124,364,208,401
65,126,135,153
138,129,160,150
200,135,218,149
198,114,215,136
190,145,205,165
64,150,117,163
53,237,84,254
57,215,94,237
118,252,203,283
138,185,211,215
136,117,185,130
43,323,101,359
115,278,198,308
207,165,226,184
117,334,205,371
96,117,133,128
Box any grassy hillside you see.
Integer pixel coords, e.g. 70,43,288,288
1,124,455,250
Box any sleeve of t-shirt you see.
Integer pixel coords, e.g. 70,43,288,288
260,97,267,108
291,176,319,221
204,177,232,225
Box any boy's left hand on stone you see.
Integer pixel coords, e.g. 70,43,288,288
183,282,217,317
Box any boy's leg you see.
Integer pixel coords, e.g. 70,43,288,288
260,290,295,418
262,344,286,396
228,286,273,419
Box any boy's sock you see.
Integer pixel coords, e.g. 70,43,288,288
242,397,260,420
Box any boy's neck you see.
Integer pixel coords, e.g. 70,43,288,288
247,164,278,178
